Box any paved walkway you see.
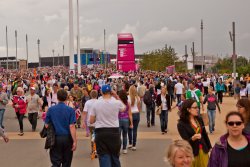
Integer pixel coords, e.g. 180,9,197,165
0,96,237,167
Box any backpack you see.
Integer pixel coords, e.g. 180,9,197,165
143,91,153,106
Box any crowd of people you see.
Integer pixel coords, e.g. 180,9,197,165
1,66,250,167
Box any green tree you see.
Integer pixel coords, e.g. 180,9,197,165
140,45,178,71
212,56,250,76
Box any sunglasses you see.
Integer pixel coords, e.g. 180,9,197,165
191,106,199,109
227,121,243,126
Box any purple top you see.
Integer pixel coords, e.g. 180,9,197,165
119,104,129,119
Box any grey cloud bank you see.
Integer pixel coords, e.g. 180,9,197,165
0,0,249,62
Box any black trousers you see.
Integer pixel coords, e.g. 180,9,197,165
146,105,155,125
217,91,223,103
50,136,73,167
16,112,24,132
28,112,38,131
95,128,121,156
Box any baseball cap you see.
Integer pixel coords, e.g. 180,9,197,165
30,87,36,90
101,85,111,94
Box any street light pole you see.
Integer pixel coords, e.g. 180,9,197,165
6,26,9,70
58,53,60,66
52,49,55,67
26,34,29,69
77,0,81,74
69,0,74,71
185,45,188,73
63,45,65,66
104,29,106,69
37,39,41,68
201,20,204,73
15,30,18,70
191,42,195,72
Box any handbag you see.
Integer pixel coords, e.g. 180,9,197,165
201,112,209,126
40,125,47,138
155,106,162,115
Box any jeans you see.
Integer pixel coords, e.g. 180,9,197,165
146,105,155,125
160,110,168,132
119,119,129,149
128,113,140,147
99,154,121,167
50,135,73,167
0,109,5,128
28,112,38,131
16,112,24,132
207,109,216,133
176,94,182,104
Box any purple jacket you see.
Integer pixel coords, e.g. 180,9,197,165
208,132,250,167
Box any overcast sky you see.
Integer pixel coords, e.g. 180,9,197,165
0,0,249,62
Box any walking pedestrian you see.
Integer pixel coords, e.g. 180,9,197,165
0,84,9,129
45,89,77,167
177,99,211,167
186,82,204,114
11,87,27,136
156,87,171,134
27,87,43,131
82,90,98,159
90,85,126,167
174,79,184,104
0,127,9,143
208,112,250,167
144,85,156,127
118,90,133,154
203,87,221,134
166,139,193,167
236,99,250,133
215,78,225,104
128,85,140,151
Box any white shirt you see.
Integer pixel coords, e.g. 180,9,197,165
175,83,184,94
161,95,167,110
128,96,140,113
90,98,125,129
203,81,209,87
240,88,247,97
83,99,97,127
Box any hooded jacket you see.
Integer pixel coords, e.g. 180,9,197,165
208,132,250,167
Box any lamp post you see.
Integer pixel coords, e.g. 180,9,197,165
184,45,188,73
63,45,65,66
69,0,74,70
6,26,9,70
201,20,204,73
26,34,29,69
104,29,106,69
37,39,41,68
58,53,60,66
77,0,81,74
52,49,55,67
15,30,18,70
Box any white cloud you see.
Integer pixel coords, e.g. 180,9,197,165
82,18,102,25
44,14,59,23
140,27,197,44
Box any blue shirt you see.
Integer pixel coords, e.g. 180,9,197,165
45,102,76,136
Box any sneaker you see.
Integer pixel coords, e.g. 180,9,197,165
18,132,24,136
122,149,128,154
128,145,133,149
132,147,136,151
147,122,150,127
